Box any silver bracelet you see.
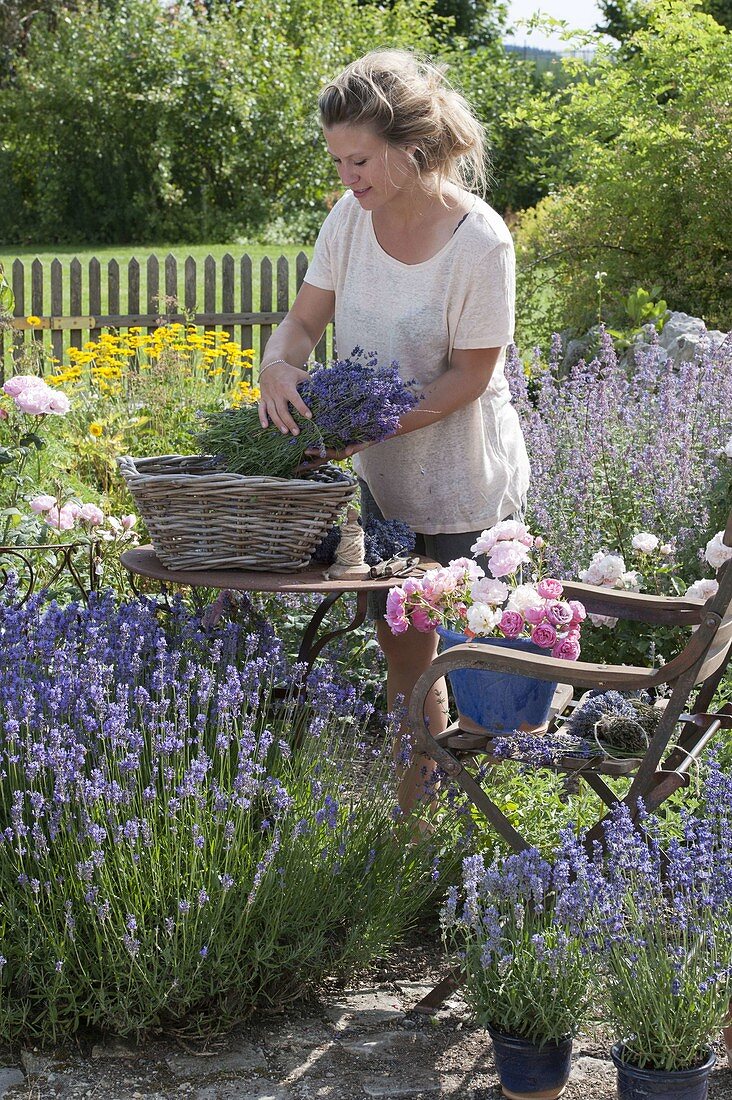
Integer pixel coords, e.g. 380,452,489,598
259,357,291,375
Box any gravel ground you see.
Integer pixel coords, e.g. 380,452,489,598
1,942,732,1099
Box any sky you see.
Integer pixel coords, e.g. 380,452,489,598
504,0,604,50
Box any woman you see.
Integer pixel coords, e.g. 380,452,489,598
257,49,530,811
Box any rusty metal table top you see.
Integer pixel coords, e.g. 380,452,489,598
120,546,438,593
121,547,439,675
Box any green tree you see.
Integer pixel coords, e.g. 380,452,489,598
0,0,444,244
515,0,732,342
596,0,731,38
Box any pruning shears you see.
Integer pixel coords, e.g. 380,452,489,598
369,555,421,580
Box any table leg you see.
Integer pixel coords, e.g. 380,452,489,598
296,590,369,673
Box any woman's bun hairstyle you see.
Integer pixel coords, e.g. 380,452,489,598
318,49,488,196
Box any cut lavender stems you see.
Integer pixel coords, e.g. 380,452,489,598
197,349,419,479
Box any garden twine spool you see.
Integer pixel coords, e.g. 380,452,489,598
324,505,371,580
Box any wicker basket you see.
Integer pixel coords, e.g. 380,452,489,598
118,455,358,572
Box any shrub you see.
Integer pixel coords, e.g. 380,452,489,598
514,0,732,341
0,588,446,1041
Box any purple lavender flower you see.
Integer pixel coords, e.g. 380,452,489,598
299,349,419,449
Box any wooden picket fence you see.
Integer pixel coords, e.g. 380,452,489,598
1,251,331,380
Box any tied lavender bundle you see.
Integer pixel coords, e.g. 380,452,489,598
312,515,416,567
196,349,418,479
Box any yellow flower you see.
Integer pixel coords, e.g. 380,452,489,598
26,315,41,326
89,422,104,437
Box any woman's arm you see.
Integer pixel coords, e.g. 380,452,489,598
394,346,502,437
257,282,336,434
299,346,502,467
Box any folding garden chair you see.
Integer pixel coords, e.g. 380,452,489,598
408,510,732,857
406,512,732,1014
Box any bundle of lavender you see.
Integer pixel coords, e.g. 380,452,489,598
312,515,416,566
196,349,418,479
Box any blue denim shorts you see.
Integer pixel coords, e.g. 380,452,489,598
359,479,524,621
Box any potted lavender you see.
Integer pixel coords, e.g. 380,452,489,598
385,521,586,731
442,845,595,1099
592,768,732,1099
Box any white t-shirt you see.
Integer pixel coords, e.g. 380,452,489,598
303,190,530,535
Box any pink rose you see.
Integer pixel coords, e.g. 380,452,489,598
385,587,409,635
545,600,574,627
5,376,70,416
531,622,558,649
2,376,30,397
29,494,57,514
411,607,440,633
499,610,524,638
568,599,587,625
471,520,533,556
525,606,546,625
537,577,563,600
552,634,581,661
44,503,78,531
487,540,531,578
80,503,104,526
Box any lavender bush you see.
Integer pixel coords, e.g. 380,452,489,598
442,845,595,1045
506,331,732,581
0,585,447,1041
588,766,732,1072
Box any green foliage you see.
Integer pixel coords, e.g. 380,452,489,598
0,264,13,315
515,0,732,342
447,43,567,214
597,0,732,39
0,0,443,244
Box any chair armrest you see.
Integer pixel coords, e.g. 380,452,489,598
427,642,662,691
560,582,705,627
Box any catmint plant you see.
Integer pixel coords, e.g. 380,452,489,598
505,331,732,581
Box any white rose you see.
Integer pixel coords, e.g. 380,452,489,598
579,551,608,586
617,570,643,591
705,532,732,570
685,578,719,602
506,583,545,614
724,437,732,459
599,553,626,585
631,532,659,554
470,577,509,606
589,614,618,628
580,551,627,587
467,603,503,636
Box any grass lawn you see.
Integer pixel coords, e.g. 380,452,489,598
0,242,312,319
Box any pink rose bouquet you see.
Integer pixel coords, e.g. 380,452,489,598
385,521,585,660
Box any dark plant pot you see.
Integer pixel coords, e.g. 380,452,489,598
437,628,558,733
487,1025,573,1099
611,1042,717,1099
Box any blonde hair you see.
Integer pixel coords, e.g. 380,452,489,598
318,49,488,198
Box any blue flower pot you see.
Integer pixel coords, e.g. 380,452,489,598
437,628,558,733
488,1025,573,1099
611,1043,716,1100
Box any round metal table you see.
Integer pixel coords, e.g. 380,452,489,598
121,546,437,674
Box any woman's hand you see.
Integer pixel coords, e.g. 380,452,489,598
296,441,372,473
258,361,312,434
